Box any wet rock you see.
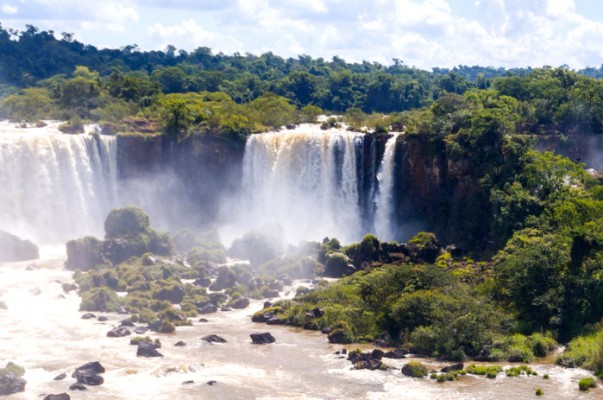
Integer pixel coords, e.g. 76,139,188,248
76,374,103,386
73,361,105,376
137,342,163,357
182,380,194,385
107,326,131,337
81,313,96,320
232,298,250,309
383,349,408,359
265,316,284,325
263,301,273,308
53,372,67,381
347,350,386,370
65,236,107,271
198,318,209,323
207,380,217,386
62,283,78,293
0,373,26,395
441,363,464,373
202,335,227,344
262,289,280,298
120,319,135,327
250,332,275,344
198,304,217,314
401,361,429,378
327,329,352,344
220,306,231,312
97,316,108,322
72,361,105,385
174,341,186,347
133,326,148,334
43,393,71,400
0,230,39,262
69,383,87,391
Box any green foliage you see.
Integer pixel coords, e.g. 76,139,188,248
466,364,502,379
535,388,543,396
578,376,597,391
0,362,25,377
401,361,429,378
80,286,121,312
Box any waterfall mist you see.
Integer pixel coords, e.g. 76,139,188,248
0,121,403,249
0,122,118,244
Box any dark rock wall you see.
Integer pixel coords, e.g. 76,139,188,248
116,134,245,229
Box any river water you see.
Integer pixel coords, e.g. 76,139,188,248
1,252,601,400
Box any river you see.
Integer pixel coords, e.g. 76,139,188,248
0,251,601,399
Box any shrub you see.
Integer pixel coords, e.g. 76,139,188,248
578,377,596,391
401,361,429,378
535,388,543,396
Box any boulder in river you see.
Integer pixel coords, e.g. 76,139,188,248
202,335,227,344
107,326,131,337
0,362,26,395
68,383,87,391
72,361,105,386
0,230,39,262
0,373,26,395
250,332,275,344
137,342,163,357
43,394,71,400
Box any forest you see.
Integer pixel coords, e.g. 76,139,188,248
3,24,603,383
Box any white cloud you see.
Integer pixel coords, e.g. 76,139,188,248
2,3,18,14
147,19,242,53
3,0,603,68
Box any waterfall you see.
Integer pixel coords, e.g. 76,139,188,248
240,127,364,244
374,133,400,241
0,122,118,244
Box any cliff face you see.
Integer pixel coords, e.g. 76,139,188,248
394,134,490,248
116,134,245,229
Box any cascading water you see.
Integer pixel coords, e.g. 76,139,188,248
241,126,365,244
374,133,400,241
0,121,119,244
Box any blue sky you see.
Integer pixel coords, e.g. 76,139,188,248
2,0,603,69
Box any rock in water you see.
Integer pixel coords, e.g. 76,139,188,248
0,373,26,395
137,342,163,357
68,383,87,391
0,230,39,262
65,236,107,271
72,361,105,386
202,335,227,344
250,332,275,344
0,362,26,395
43,394,71,400
107,326,131,337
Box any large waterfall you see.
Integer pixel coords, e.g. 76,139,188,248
241,127,364,244
374,133,400,241
239,125,400,244
0,122,118,244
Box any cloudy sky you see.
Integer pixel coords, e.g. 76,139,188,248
1,0,603,69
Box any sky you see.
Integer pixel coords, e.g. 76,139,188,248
2,0,603,69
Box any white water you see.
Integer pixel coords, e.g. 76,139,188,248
1,255,601,400
0,121,118,244
374,133,400,241
240,125,364,244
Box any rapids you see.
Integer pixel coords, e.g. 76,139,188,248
0,254,601,399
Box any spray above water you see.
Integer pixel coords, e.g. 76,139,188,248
0,122,118,244
240,126,365,244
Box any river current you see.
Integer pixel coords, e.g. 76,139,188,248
1,251,601,400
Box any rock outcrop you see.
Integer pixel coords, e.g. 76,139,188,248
0,231,39,262
250,332,275,344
